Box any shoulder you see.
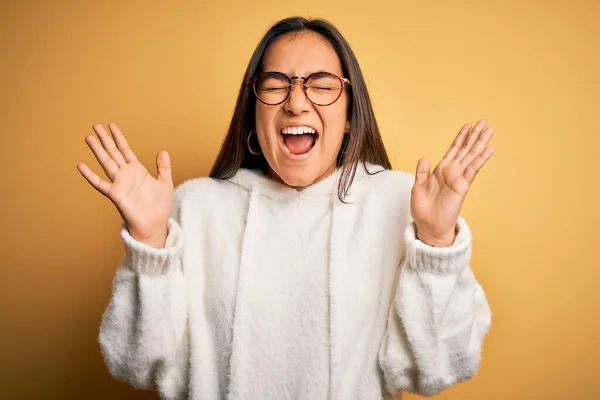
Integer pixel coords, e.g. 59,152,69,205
350,163,415,201
343,164,415,232
172,174,252,214
174,176,236,199
364,166,415,192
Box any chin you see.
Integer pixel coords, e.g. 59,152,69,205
274,161,336,189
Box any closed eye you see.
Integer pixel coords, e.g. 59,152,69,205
261,87,288,91
308,86,337,91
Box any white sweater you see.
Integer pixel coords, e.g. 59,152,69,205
99,163,492,400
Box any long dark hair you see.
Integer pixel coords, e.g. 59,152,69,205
209,16,392,200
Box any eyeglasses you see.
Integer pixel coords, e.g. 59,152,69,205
248,71,351,106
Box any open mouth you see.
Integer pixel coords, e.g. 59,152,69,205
280,126,319,156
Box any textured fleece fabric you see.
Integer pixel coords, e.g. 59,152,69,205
99,163,492,400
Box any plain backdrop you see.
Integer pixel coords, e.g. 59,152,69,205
1,0,599,399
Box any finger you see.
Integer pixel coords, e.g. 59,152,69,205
108,122,138,163
77,162,111,196
414,157,431,186
454,119,487,164
464,145,495,183
156,150,173,185
92,124,127,167
459,126,495,168
85,135,119,181
443,123,472,160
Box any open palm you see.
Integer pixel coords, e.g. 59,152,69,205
410,120,495,246
77,123,174,245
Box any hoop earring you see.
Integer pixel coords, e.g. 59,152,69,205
247,131,262,156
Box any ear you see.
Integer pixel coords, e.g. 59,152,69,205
345,121,351,134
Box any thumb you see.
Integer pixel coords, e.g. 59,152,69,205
156,150,173,185
415,157,431,186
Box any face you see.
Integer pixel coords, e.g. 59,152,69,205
254,32,349,189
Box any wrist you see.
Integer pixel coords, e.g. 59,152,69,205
129,226,168,249
415,225,457,247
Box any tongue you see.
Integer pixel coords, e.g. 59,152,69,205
284,134,316,155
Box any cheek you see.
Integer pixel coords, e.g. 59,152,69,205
320,105,348,139
255,104,279,142
254,103,267,129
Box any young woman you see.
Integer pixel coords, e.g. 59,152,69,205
77,16,495,400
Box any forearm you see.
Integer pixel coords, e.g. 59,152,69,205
99,218,189,393
380,217,492,396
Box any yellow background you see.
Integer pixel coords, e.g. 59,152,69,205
1,0,599,399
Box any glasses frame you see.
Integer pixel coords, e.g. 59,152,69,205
248,71,351,106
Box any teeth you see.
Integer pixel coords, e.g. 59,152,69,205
281,126,316,135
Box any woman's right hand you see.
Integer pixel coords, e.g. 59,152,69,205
77,123,174,248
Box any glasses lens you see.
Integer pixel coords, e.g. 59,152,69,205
254,72,290,105
306,73,343,105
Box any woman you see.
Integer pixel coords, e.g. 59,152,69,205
77,17,494,400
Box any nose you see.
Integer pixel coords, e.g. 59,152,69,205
284,80,310,115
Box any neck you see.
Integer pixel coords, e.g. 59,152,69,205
266,162,337,191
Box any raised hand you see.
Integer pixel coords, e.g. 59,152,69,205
77,123,174,248
410,120,495,247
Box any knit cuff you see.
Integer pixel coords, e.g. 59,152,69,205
120,218,183,276
405,217,472,275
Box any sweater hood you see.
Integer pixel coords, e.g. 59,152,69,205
228,162,386,201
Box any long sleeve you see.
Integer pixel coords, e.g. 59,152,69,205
379,217,492,397
98,194,189,399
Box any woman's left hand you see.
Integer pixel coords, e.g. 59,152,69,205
410,120,496,247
